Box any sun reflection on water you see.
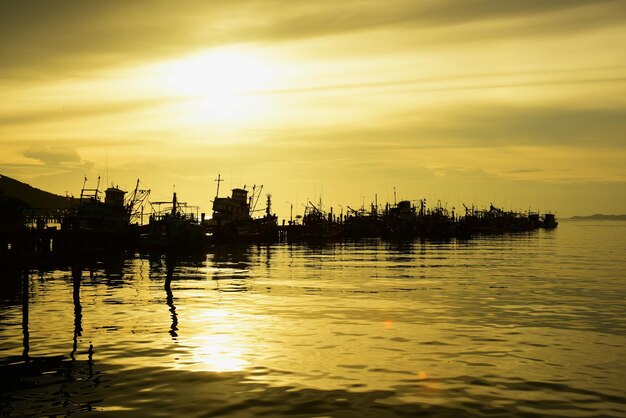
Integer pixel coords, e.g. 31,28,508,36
179,308,251,373
188,334,248,372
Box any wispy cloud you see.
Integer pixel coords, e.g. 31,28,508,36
506,169,546,174
257,67,626,96
260,103,626,150
1,1,623,79
23,145,81,165
0,97,176,126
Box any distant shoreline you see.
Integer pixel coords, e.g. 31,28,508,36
567,214,626,221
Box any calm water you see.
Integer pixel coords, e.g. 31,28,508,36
1,220,625,417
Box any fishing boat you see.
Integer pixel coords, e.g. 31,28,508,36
343,203,382,239
286,201,343,241
63,177,148,252
204,176,278,243
139,191,204,250
540,213,558,229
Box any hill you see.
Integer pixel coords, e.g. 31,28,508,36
569,214,626,221
0,174,72,209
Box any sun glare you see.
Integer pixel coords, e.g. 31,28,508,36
190,334,249,372
165,50,274,97
155,48,279,126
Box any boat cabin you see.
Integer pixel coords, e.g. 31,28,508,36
212,188,251,223
105,187,126,207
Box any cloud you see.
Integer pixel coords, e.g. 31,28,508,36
506,169,546,174
0,97,177,126
0,0,623,79
247,0,624,43
422,105,626,148
23,145,81,165
260,69,626,98
259,103,626,152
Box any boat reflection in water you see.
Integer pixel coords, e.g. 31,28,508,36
161,251,252,372
1,224,625,417
0,264,97,417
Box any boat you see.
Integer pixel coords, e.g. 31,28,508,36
381,200,419,239
418,200,457,238
139,191,204,250
540,213,558,229
203,176,278,243
343,203,382,239
286,201,343,241
62,177,148,252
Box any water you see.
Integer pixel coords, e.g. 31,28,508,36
1,220,625,417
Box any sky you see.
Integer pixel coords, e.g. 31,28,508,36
1,0,625,219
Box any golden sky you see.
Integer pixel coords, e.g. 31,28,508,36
1,0,625,217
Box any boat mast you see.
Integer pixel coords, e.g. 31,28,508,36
248,184,256,213
214,173,223,199
252,185,263,213
95,175,101,200
125,178,140,222
171,189,177,216
80,176,88,199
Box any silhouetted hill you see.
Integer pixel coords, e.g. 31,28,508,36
0,174,72,209
569,214,626,221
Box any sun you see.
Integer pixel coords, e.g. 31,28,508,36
157,48,278,126
165,49,273,97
